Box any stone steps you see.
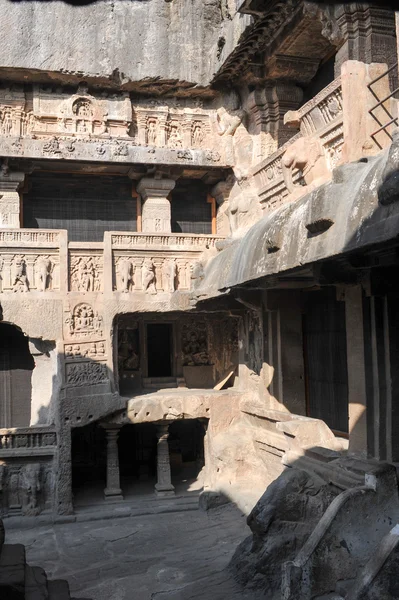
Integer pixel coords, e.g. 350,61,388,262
0,520,90,600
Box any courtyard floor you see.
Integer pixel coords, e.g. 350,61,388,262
4,498,254,600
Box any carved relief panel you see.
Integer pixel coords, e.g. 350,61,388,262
64,302,104,339
181,319,210,366
32,84,132,138
69,253,103,292
113,252,194,293
0,252,60,293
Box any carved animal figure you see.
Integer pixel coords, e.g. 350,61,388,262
281,136,329,193
119,259,134,292
142,259,157,294
12,257,29,292
21,463,41,516
162,259,176,292
36,256,52,291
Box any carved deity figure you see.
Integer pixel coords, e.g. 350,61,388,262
142,258,157,294
192,123,204,147
1,109,13,136
119,259,134,292
281,136,330,195
72,257,96,292
168,123,182,148
36,256,52,292
183,331,209,366
162,259,177,292
21,464,41,516
147,120,158,146
12,256,29,292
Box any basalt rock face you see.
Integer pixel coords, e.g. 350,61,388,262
0,0,223,90
229,469,338,599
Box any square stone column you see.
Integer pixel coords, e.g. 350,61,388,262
137,177,176,233
0,171,25,228
102,425,124,502
155,423,175,498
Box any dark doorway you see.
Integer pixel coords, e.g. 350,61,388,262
147,324,172,377
0,323,34,427
71,423,106,494
119,423,157,482
303,288,349,434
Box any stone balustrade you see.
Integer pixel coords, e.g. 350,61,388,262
250,77,344,212
0,428,57,457
0,229,223,295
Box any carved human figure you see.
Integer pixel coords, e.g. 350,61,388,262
142,258,157,294
168,123,182,148
119,259,134,292
2,109,12,135
192,123,204,147
281,136,330,194
12,257,29,292
74,257,95,292
36,256,52,292
183,331,209,366
21,464,41,516
162,258,176,292
147,120,158,146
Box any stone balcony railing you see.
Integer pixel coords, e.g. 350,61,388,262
0,428,57,457
0,229,224,295
250,76,344,212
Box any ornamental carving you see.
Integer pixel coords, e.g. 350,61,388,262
70,255,102,292
181,319,210,366
65,361,108,386
65,303,103,338
65,341,106,360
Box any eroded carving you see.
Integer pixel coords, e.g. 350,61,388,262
65,361,108,386
21,464,41,516
35,256,53,291
182,320,209,366
142,258,157,294
65,341,106,360
281,136,329,194
118,258,134,293
12,255,29,292
70,255,102,292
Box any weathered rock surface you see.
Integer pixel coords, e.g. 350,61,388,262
230,468,338,598
0,0,224,89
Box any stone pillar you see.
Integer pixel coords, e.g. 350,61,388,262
137,177,176,233
103,426,123,502
345,285,368,458
155,423,175,498
0,170,25,229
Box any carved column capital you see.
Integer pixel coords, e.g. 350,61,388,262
0,170,25,229
137,177,176,233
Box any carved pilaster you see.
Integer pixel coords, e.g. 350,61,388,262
334,5,397,79
103,426,123,502
137,177,176,233
155,423,175,498
0,170,25,229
